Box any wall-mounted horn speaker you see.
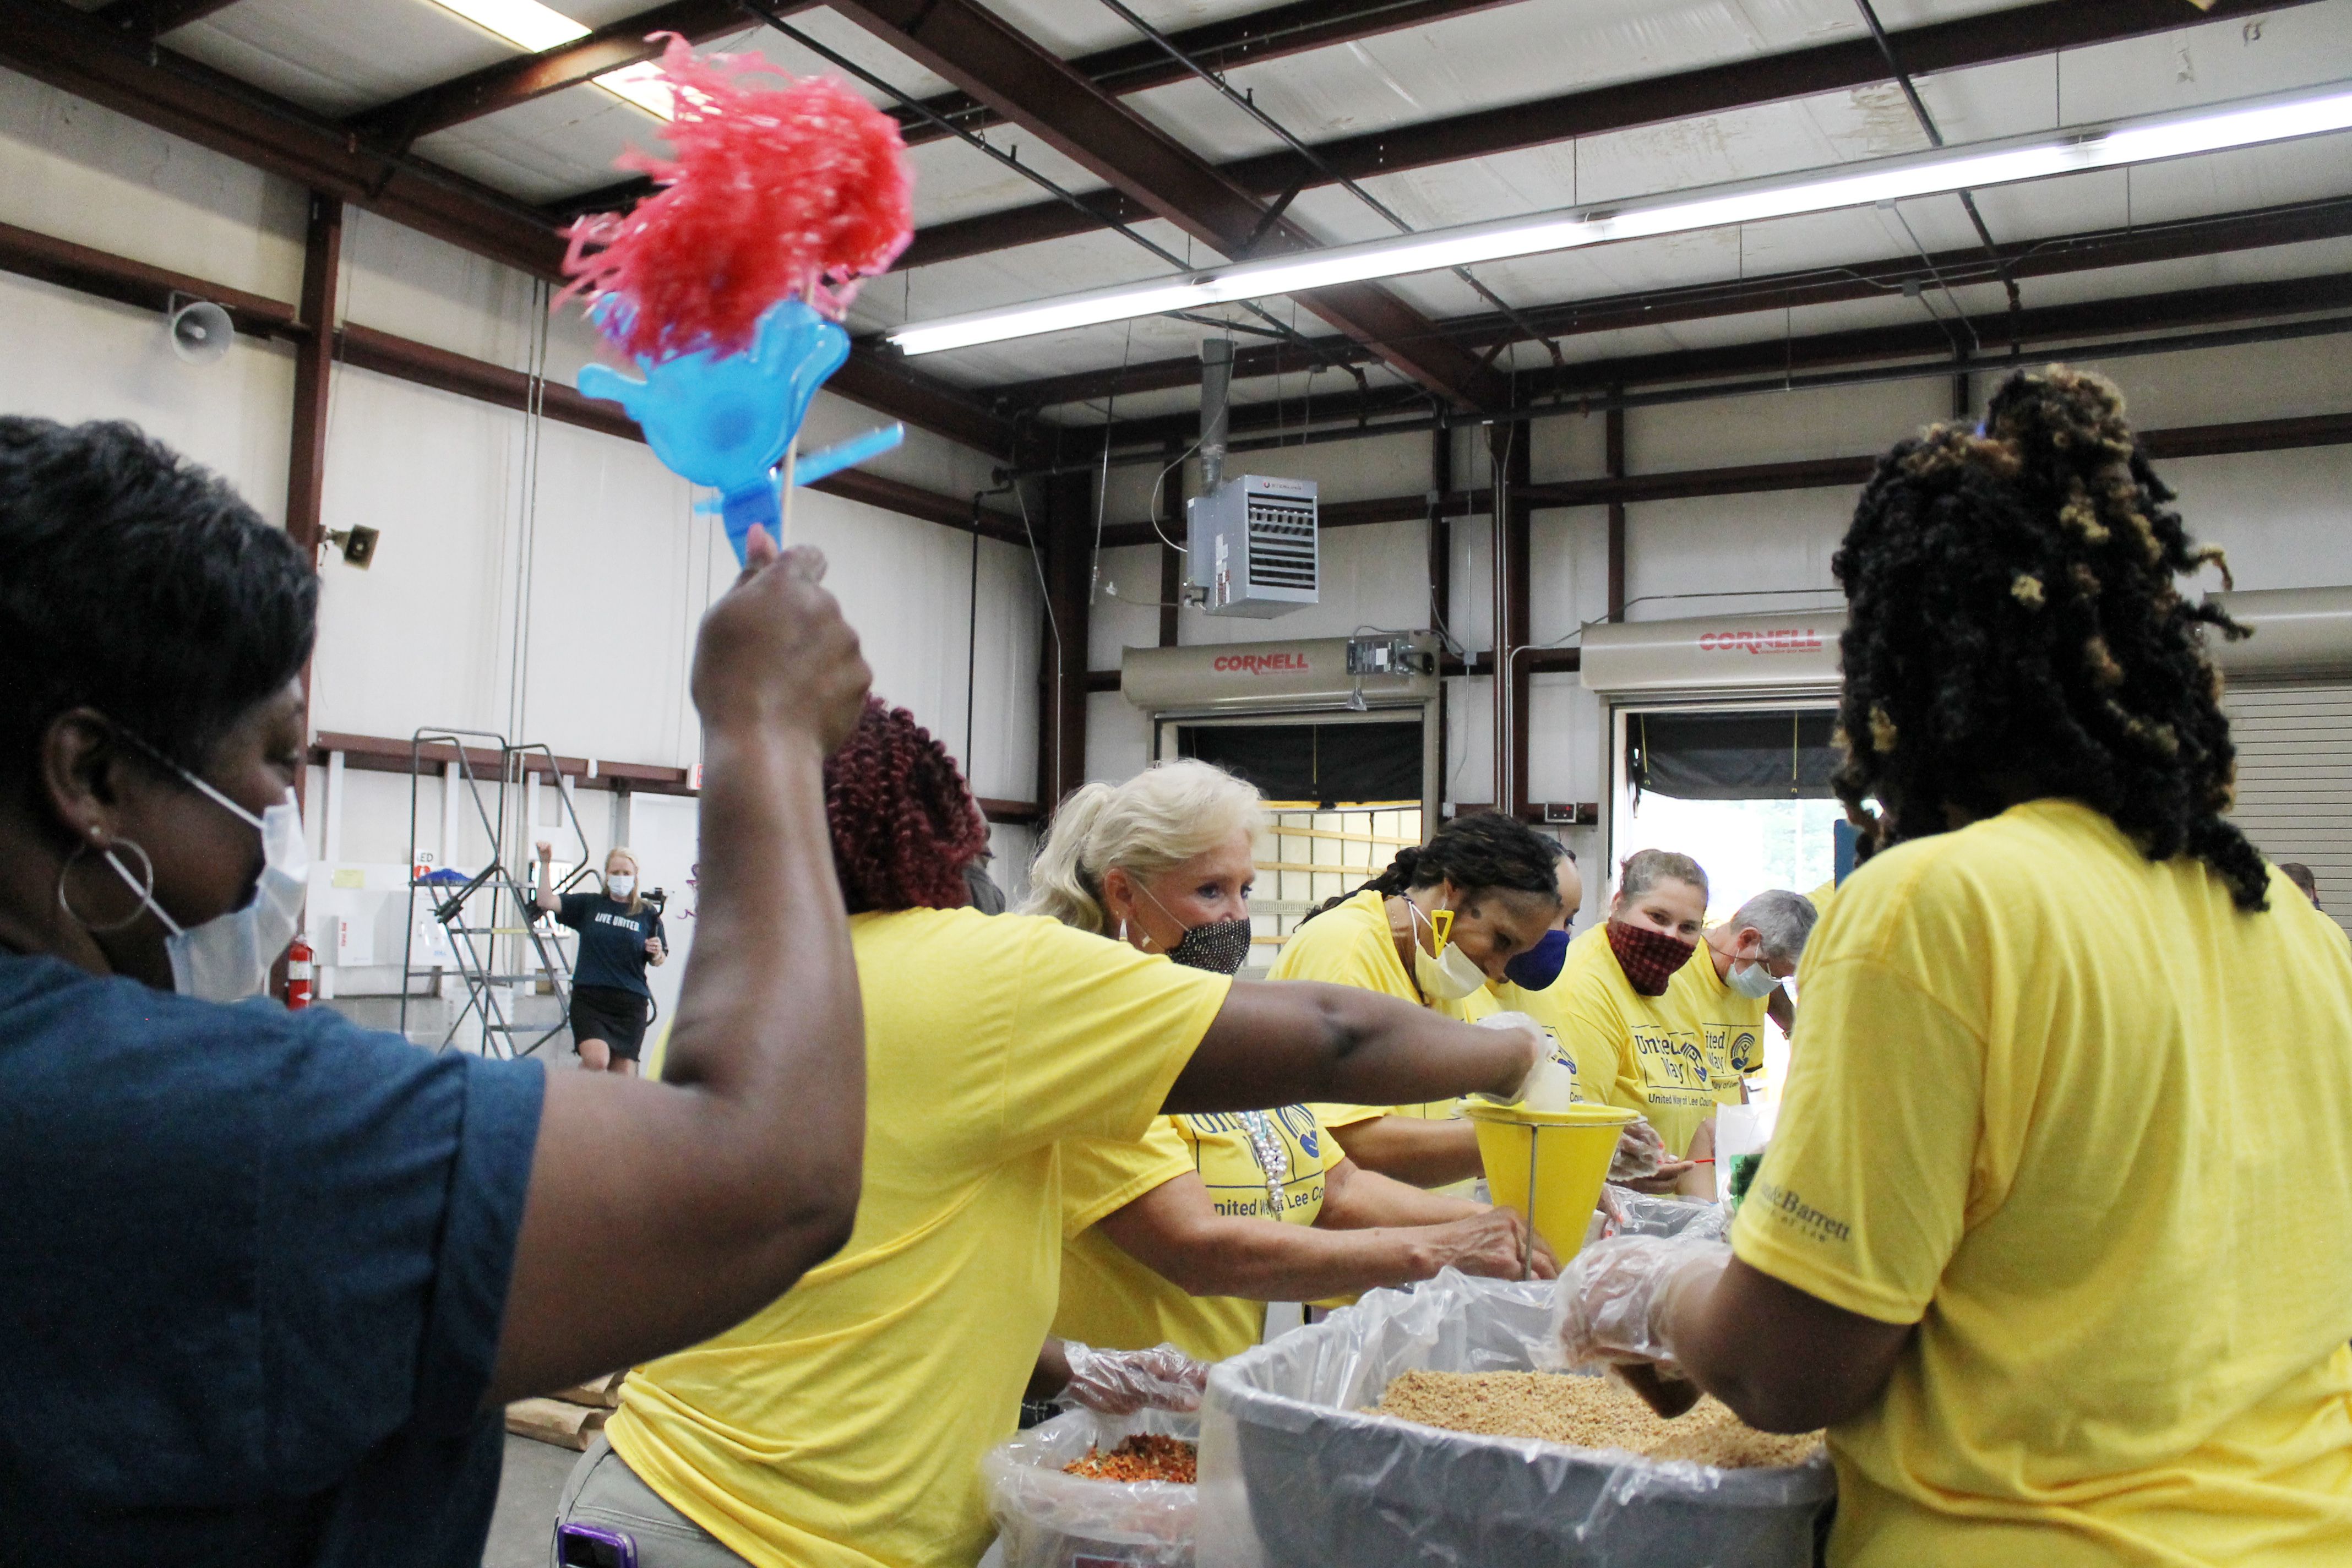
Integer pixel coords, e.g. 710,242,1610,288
167,298,233,365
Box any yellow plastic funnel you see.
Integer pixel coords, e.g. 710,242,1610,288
1466,1101,1638,1270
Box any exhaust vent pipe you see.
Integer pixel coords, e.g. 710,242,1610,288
1199,337,1233,494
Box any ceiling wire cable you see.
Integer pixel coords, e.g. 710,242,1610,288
1013,481,1065,800
1851,0,2024,349
1883,203,1977,358
1084,0,1564,361
1144,438,1201,553
1090,320,1134,604
741,1,1336,366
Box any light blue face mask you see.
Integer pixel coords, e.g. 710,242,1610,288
99,771,309,1003
1727,959,1781,1000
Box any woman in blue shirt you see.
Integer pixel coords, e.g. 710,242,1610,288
536,842,668,1072
0,416,875,1566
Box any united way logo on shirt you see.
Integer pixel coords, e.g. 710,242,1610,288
1542,1025,1577,1083
1276,1104,1320,1160
1632,1024,1712,1106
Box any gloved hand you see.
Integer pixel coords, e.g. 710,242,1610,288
1057,1342,1209,1415
1609,1119,1667,1182
1468,1011,1548,1104
1551,1234,1729,1378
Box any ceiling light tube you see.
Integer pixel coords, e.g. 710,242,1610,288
888,81,2352,357
424,0,590,53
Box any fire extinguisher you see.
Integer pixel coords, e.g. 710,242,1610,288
285,937,314,1011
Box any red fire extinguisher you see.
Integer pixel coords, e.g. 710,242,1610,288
285,937,314,1011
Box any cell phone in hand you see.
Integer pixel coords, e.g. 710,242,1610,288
557,1522,638,1568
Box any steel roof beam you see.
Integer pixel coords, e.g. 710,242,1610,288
0,0,1014,455
828,0,1507,409
903,0,2320,269
547,0,1527,220
978,193,2352,412
347,0,782,146
92,0,241,39
1079,269,2352,453
892,0,1525,149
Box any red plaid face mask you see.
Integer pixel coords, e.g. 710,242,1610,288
1607,919,1697,997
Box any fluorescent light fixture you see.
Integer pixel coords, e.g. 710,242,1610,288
889,81,2352,357
424,0,588,53
424,0,678,119
594,61,678,120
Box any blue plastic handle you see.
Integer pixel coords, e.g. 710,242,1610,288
792,423,904,487
577,297,851,563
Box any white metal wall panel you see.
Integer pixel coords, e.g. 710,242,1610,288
2224,682,2352,936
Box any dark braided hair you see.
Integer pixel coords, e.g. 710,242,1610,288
1303,810,1563,921
1832,364,2268,910
823,697,990,914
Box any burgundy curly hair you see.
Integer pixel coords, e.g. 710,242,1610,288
823,696,990,914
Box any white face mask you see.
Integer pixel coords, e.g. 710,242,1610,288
1409,902,1488,1002
102,774,310,1003
1727,958,1781,1000
606,873,636,899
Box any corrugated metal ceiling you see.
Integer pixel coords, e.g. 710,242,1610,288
130,0,2352,421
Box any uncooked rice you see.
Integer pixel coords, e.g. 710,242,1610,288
1374,1370,1821,1469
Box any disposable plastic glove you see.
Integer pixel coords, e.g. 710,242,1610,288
1552,1234,1730,1376
1467,1011,1548,1105
1058,1342,1209,1415
1609,1118,1667,1182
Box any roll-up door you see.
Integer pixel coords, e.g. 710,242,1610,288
2223,682,2351,935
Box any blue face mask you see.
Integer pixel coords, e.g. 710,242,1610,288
1502,927,1572,990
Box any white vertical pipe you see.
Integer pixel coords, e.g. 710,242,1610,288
441,761,461,871
324,749,346,865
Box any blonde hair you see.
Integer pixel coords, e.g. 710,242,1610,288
1021,760,1265,934
605,846,645,915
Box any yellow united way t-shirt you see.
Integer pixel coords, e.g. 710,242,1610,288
1734,799,2352,1567
1268,888,1493,1131
1518,925,1683,1133
1054,1103,1340,1362
603,908,1232,1568
1660,935,1768,1107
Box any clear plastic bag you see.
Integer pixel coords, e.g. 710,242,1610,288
1606,1188,1732,1243
1198,1270,1832,1568
982,1407,1199,1568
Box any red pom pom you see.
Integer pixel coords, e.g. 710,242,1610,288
561,34,913,361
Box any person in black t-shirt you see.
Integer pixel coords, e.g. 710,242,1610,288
536,843,667,1074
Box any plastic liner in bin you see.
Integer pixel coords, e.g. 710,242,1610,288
1198,1270,1831,1568
1609,1189,1731,1242
982,1407,1199,1568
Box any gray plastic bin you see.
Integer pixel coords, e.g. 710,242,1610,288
1197,1270,1831,1567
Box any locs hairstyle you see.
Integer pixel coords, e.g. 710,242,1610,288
823,698,990,914
0,418,317,791
1831,366,2268,910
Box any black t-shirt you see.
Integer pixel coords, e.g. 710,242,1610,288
0,952,545,1567
556,893,666,998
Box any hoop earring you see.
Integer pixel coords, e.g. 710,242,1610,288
57,837,158,934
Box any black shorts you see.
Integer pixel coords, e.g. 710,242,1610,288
570,984,649,1060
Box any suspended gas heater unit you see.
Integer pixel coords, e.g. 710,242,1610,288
1190,473,1320,617
1184,337,1320,618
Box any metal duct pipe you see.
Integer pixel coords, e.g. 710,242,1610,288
1199,337,1233,493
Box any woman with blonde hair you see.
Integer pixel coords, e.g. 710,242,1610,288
1025,761,1553,1368
536,841,668,1074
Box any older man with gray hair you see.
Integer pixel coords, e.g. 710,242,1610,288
1659,888,1819,1196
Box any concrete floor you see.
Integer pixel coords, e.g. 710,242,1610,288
483,1433,579,1568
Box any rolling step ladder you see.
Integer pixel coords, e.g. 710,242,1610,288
397,728,595,1057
